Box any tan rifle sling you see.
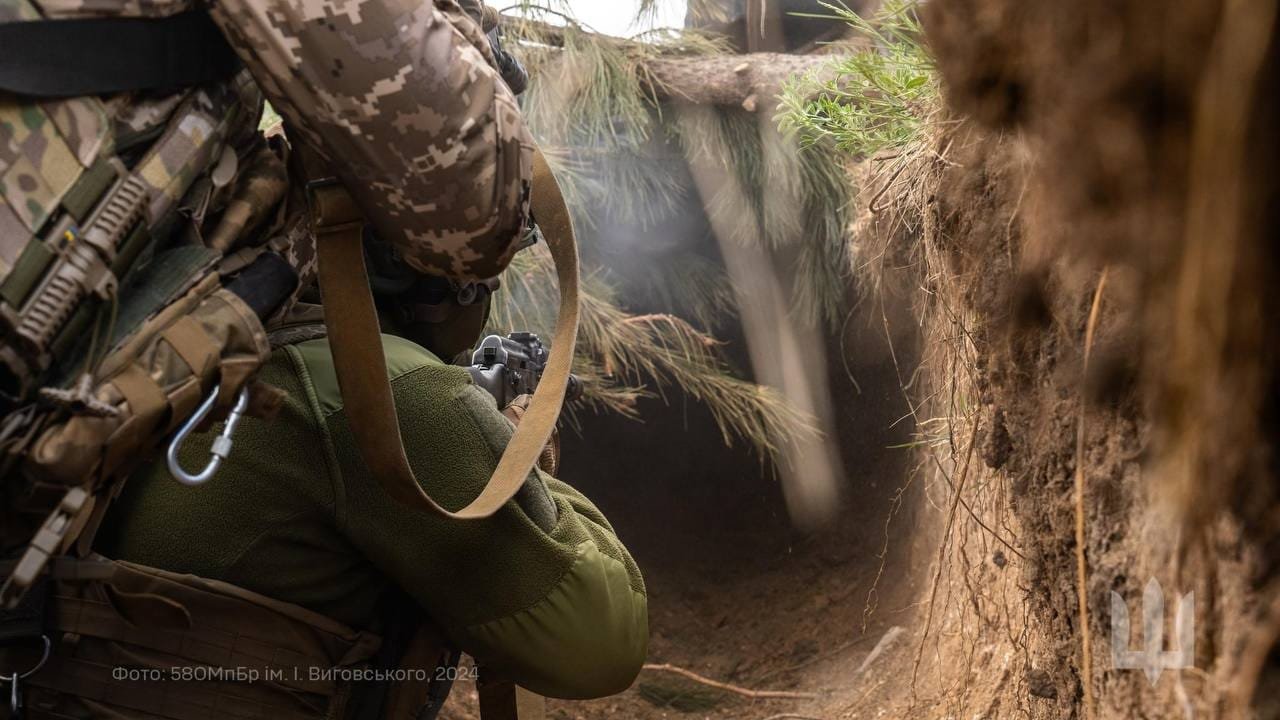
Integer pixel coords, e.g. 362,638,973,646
309,146,579,520
477,675,546,720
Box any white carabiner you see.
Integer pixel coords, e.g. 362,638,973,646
166,384,250,486
3,634,50,717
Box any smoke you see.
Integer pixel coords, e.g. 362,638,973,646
675,103,846,528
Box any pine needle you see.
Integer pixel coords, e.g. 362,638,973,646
495,2,844,460
491,244,816,463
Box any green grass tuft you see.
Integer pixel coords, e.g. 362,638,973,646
777,0,939,158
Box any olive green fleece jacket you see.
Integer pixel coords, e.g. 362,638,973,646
96,334,648,699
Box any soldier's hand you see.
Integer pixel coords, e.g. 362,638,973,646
502,394,561,476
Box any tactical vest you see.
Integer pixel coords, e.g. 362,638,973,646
0,5,307,600
1,2,577,717
0,3,363,717
0,0,298,577
0,559,384,720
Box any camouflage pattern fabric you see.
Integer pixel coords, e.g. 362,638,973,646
3,0,530,287
5,0,198,19
206,142,288,251
0,96,106,277
0,66,255,286
0,0,194,279
0,96,103,234
111,92,186,151
130,76,258,227
26,276,270,488
0,0,114,279
1,0,535,600
208,0,534,280
1,0,288,559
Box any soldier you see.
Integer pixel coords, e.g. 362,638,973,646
96,241,649,714
0,0,647,716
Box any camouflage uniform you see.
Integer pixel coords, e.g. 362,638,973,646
209,0,534,279
2,0,532,287
2,0,289,540
1,0,642,716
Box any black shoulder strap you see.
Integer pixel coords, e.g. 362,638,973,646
0,10,240,98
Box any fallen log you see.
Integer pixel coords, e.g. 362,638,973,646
644,52,836,108
504,16,841,110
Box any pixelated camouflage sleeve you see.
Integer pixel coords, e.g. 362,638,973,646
206,0,533,280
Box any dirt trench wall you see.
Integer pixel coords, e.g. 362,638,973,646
876,0,1280,717
924,0,1279,546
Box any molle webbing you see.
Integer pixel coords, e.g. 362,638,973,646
0,278,270,608
0,79,249,404
0,11,241,98
16,560,380,720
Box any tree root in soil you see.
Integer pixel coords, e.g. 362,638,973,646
641,663,820,700
1074,267,1109,720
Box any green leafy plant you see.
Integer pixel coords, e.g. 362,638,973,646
777,0,946,303
777,0,939,158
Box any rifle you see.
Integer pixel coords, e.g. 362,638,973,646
465,332,582,409
481,5,528,95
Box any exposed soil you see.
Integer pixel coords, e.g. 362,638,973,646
919,0,1280,715
448,0,1280,716
440,284,941,720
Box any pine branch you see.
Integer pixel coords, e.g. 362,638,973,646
490,244,817,463
489,5,858,452
505,15,840,111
